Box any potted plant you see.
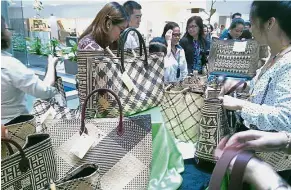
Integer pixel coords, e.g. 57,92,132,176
62,40,78,75
26,37,48,67
11,33,27,64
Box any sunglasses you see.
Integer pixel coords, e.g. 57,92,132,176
172,33,181,37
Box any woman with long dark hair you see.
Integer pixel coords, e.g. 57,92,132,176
180,16,210,74
78,2,129,50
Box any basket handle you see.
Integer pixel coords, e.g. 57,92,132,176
1,138,30,172
80,88,124,136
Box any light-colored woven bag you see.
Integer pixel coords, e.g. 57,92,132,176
161,76,206,143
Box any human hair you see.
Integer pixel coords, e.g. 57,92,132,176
250,1,291,39
184,16,205,49
221,24,225,28
208,24,214,32
161,22,179,38
229,18,245,30
1,16,11,50
79,2,128,49
241,29,253,39
245,21,251,27
203,24,208,29
149,37,167,54
123,1,142,16
232,12,242,19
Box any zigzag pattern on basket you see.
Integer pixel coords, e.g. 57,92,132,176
195,95,232,163
208,39,260,77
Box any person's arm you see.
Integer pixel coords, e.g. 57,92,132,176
243,158,291,190
43,55,58,85
216,137,291,190
240,65,291,132
10,56,58,99
165,30,173,57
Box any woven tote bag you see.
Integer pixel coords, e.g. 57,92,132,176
32,76,80,132
161,75,206,143
43,88,152,190
77,27,164,117
40,164,101,190
1,134,58,190
208,39,260,79
195,88,233,163
1,115,36,159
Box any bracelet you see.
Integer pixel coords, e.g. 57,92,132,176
282,131,291,154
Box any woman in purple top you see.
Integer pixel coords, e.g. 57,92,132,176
78,2,129,51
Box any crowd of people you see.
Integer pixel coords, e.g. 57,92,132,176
2,0,291,189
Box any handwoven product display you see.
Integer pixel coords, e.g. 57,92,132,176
1,134,58,190
43,88,152,190
208,39,260,79
40,164,101,190
195,88,233,163
32,76,80,132
1,115,36,159
161,75,206,143
77,27,164,117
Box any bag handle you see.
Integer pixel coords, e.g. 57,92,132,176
208,149,240,190
80,88,124,136
117,27,143,57
225,80,247,95
1,138,30,172
228,151,254,189
209,149,254,190
118,27,148,73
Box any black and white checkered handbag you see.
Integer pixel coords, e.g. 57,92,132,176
77,28,164,117
1,134,58,190
32,76,80,132
43,88,152,189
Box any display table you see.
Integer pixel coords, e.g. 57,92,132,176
133,107,211,190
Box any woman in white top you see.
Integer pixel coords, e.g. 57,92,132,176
221,1,291,132
1,16,59,124
161,22,188,83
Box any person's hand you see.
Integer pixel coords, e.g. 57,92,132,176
165,29,173,42
224,130,288,152
219,95,246,110
214,136,229,160
48,55,59,67
1,125,9,138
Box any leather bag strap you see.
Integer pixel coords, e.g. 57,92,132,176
228,151,254,189
80,88,123,136
208,149,240,190
225,80,247,95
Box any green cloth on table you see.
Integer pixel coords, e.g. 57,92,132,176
133,107,185,190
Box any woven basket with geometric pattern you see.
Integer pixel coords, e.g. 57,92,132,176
43,88,152,190
161,75,206,143
208,39,260,79
1,134,58,190
1,115,36,159
77,28,164,118
195,88,233,163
